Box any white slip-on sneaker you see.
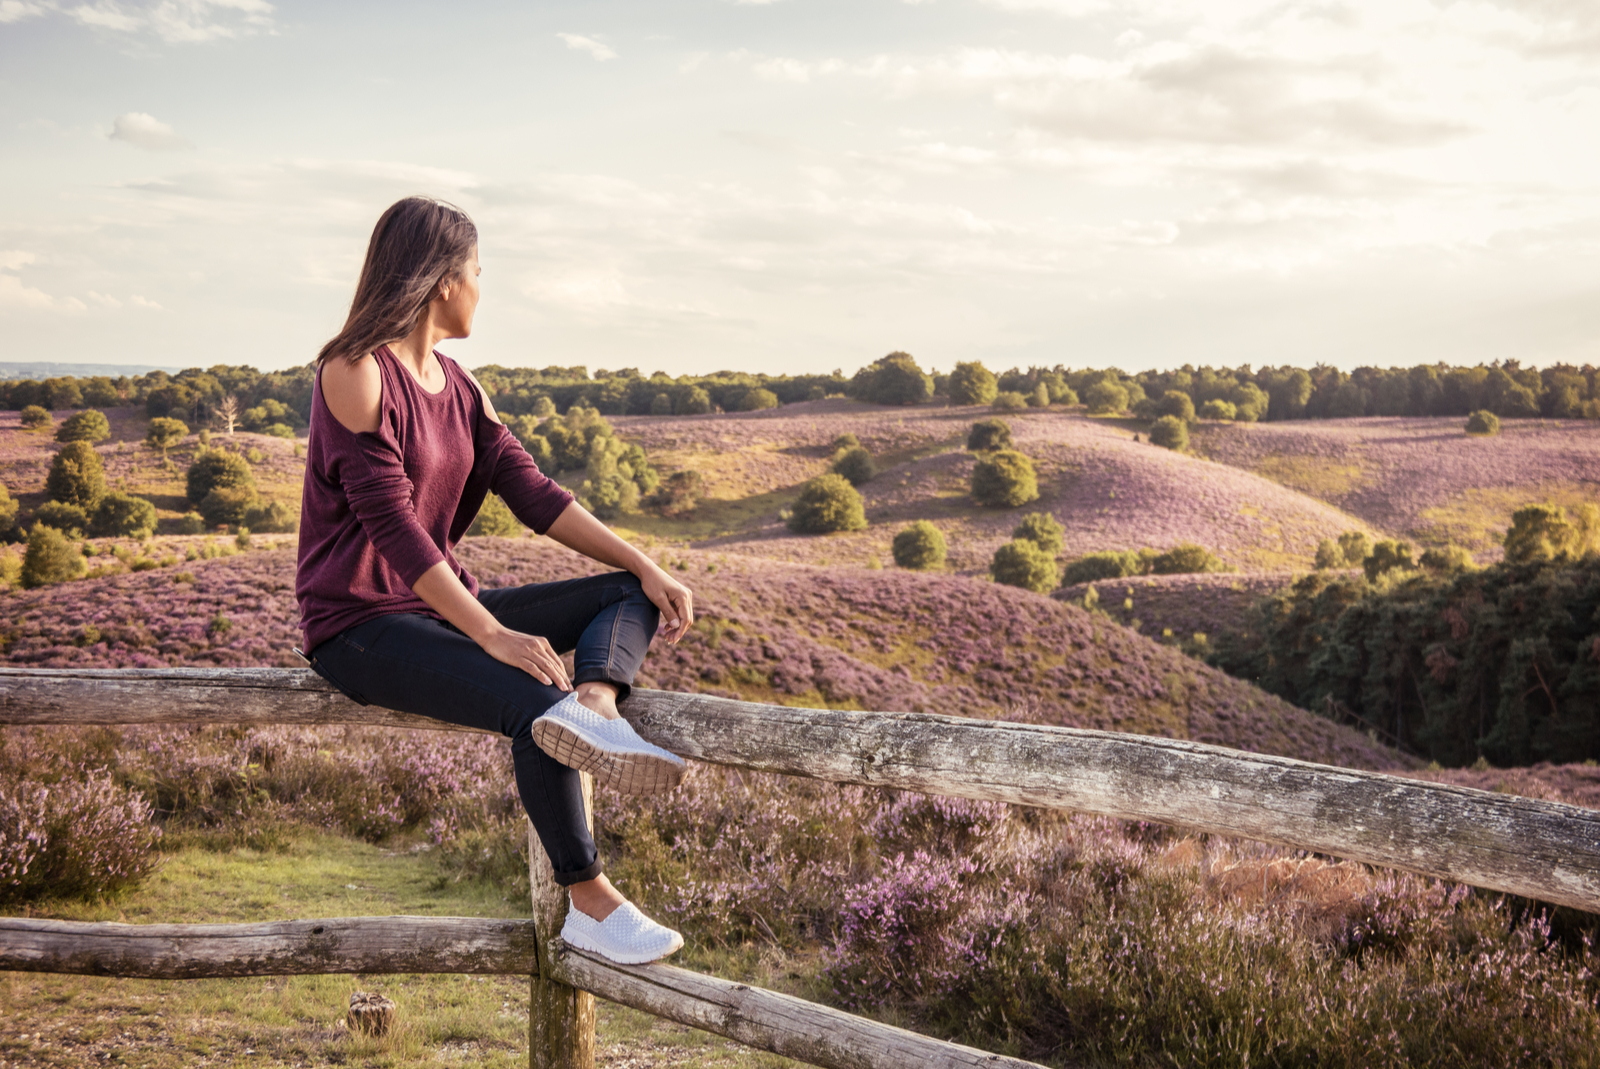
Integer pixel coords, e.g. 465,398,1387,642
530,693,686,796
560,900,685,965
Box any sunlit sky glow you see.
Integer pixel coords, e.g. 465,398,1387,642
2,0,1598,375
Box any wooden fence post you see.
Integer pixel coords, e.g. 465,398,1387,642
528,771,596,1069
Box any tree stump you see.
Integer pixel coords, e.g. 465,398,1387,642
348,990,396,1037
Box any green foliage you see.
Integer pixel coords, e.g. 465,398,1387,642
186,449,256,505
81,377,120,406
1420,545,1477,573
90,492,158,539
734,387,779,411
1083,379,1130,415
1466,409,1500,435
1503,503,1600,564
243,499,298,534
966,418,1013,452
240,397,298,432
19,404,51,429
1012,511,1064,555
35,501,89,537
21,523,85,588
946,361,998,406
646,470,703,517
1157,390,1196,422
1062,549,1145,585
990,539,1058,592
991,390,1028,412
1363,540,1416,582
891,521,947,571
1152,542,1227,575
466,494,521,537
176,511,206,535
1027,383,1051,408
832,446,876,486
144,416,189,456
45,440,107,510
831,432,861,454
1149,415,1189,451
650,392,673,415
55,409,110,444
678,385,713,414
850,352,933,406
1317,530,1374,570
199,486,258,528
1200,398,1238,420
971,449,1039,508
0,481,16,533
788,474,868,534
580,437,643,519
264,423,295,439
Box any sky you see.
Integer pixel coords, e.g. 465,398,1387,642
1,0,1598,377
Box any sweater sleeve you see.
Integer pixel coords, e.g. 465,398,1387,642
341,418,448,587
484,422,574,534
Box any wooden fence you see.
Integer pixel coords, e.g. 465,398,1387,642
2,667,1599,1069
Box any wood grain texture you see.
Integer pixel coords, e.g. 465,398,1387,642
2,669,1597,912
550,943,1051,1069
528,779,596,1069
0,916,537,978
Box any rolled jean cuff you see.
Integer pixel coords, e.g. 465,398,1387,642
572,669,636,703
551,856,605,887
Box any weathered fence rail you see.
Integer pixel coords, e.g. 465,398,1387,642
3,666,1599,1069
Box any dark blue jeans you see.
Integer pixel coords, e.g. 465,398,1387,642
308,571,660,886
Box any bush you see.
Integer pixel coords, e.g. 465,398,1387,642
851,352,933,406
0,767,163,905
1363,540,1416,581
35,501,88,537
1317,530,1374,570
1148,415,1189,451
991,390,1028,412
530,395,558,419
946,362,998,405
1012,512,1064,555
832,446,875,486
1027,383,1050,408
892,521,946,570
243,499,299,534
144,416,188,456
45,440,107,509
1157,390,1196,422
678,386,713,415
991,539,1058,592
646,470,703,517
176,511,206,535
466,494,520,537
1200,399,1237,420
579,435,654,519
1062,549,1145,585
735,388,779,412
21,523,84,588
966,418,1012,452
971,449,1039,508
186,449,255,505
831,432,861,454
200,486,258,528
1465,410,1500,435
55,409,110,444
1419,545,1476,573
650,392,673,416
788,474,868,534
1083,379,1130,415
1503,503,1600,564
264,423,295,439
19,404,50,429
0,481,16,533
1151,542,1227,575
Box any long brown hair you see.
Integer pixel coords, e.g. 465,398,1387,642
317,197,479,366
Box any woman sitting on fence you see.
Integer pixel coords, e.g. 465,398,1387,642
295,196,692,965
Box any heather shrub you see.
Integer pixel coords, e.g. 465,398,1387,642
35,500,89,536
991,390,1028,412
200,485,258,528
647,470,703,517
965,418,1012,452
850,351,933,406
19,404,51,429
0,765,162,904
1149,414,1189,451
946,361,998,406
1083,379,1130,415
735,387,779,411
55,408,110,444
144,416,188,457
1363,539,1416,581
1061,549,1144,585
891,521,946,571
46,440,107,509
1200,398,1237,420
991,539,1057,592
1151,542,1227,575
1465,409,1500,435
243,499,299,534
467,494,521,536
1011,512,1064,555
186,448,255,504
832,446,875,486
90,492,157,538
21,523,85,588
971,449,1038,508
1503,502,1600,564
788,474,868,534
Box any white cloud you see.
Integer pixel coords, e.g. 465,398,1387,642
108,112,192,150
730,50,845,83
0,252,86,312
62,0,274,42
0,1,47,23
557,33,617,61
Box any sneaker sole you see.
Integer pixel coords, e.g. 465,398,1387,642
531,717,684,796
560,928,685,966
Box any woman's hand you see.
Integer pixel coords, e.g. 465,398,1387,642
479,625,572,690
641,563,695,645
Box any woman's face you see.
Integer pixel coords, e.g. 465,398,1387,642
436,246,481,339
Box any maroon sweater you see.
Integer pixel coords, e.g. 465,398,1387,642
295,346,573,653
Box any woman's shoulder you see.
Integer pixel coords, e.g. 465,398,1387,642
318,353,384,434
438,351,502,425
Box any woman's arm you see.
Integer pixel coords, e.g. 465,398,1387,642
545,502,695,645
411,562,573,689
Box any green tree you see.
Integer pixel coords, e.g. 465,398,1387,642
891,521,946,570
1012,512,1064,555
966,419,1012,452
678,386,713,415
1200,399,1237,420
1083,380,1130,415
1363,540,1416,581
243,500,299,534
650,392,673,416
186,449,256,504
1062,549,1145,585
144,416,189,458
971,449,1039,508
646,470,703,517
851,352,933,406
20,405,51,429
467,494,521,537
735,388,779,411
788,474,868,533
21,523,84,588
1157,390,1195,422
55,409,110,444
200,486,258,528
1503,503,1600,564
1419,544,1476,573
946,362,998,406
1027,383,1051,408
832,446,875,486
990,539,1057,593
90,493,158,538
45,441,106,510
1148,415,1189,451
35,501,89,537
1151,543,1226,574
81,377,120,407
1466,410,1500,435
1338,531,1374,565
991,391,1028,412
0,480,16,533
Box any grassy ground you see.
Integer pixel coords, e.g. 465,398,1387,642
0,830,805,1069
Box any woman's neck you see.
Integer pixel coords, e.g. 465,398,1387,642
387,320,447,379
